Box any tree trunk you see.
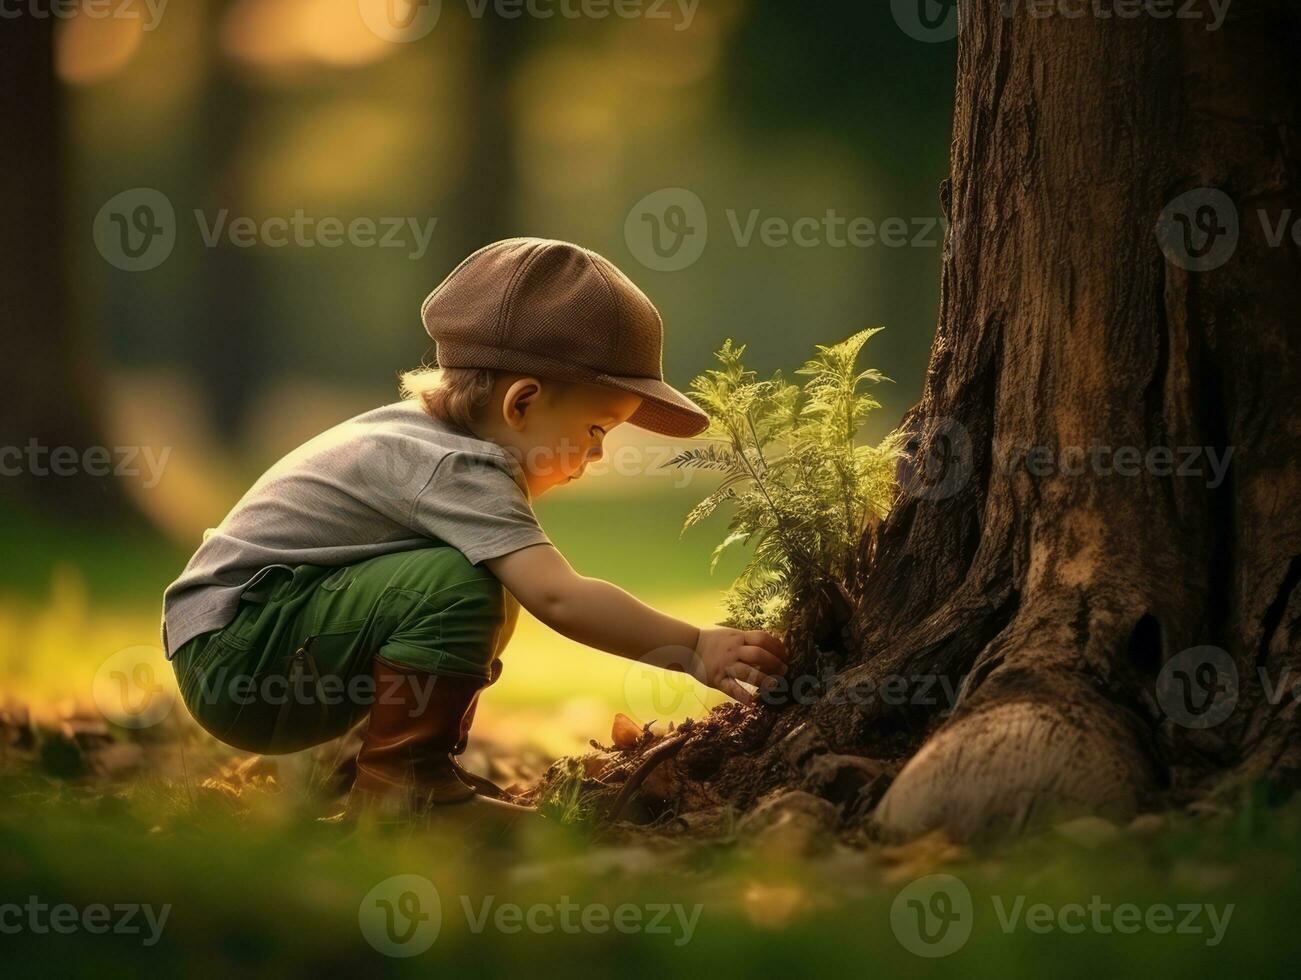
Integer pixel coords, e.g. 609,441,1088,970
192,0,266,442
0,15,136,518
448,15,529,258
862,0,1301,840
606,0,1301,842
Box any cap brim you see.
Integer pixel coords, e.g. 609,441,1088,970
593,373,710,438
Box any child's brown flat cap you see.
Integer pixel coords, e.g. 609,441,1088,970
421,237,709,438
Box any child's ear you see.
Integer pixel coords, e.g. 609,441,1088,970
503,377,542,430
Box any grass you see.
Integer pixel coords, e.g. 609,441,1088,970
5,760,1301,976
5,498,1301,975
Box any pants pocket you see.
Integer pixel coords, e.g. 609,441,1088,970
192,633,371,754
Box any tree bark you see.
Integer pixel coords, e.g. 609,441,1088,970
602,0,1301,842
862,0,1301,840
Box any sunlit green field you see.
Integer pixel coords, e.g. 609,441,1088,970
5,491,1301,976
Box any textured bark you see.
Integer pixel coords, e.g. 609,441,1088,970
597,0,1301,841
861,0,1301,839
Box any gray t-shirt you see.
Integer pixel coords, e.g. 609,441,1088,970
160,401,551,657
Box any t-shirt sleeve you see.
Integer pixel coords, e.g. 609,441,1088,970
410,451,552,565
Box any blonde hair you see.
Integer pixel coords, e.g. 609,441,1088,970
399,365,498,431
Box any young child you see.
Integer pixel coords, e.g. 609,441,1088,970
162,237,790,826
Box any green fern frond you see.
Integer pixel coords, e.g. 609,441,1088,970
664,443,745,473
709,529,750,572
677,328,900,632
681,478,746,534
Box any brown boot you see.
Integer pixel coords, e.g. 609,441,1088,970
348,656,537,830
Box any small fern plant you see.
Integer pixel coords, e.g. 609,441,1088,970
667,329,904,633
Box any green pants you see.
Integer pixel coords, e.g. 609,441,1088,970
171,547,518,754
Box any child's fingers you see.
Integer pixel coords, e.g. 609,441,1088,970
744,630,789,661
725,662,777,692
717,677,755,705
739,645,787,675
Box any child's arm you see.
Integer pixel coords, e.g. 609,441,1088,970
484,544,790,705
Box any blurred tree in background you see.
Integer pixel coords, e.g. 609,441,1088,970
1,15,135,517
6,0,954,534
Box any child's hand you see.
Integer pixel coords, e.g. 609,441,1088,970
694,626,790,705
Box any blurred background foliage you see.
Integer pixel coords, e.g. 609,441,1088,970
4,0,953,747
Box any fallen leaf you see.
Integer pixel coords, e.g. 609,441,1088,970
611,713,641,749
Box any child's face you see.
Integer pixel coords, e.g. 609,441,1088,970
491,378,643,496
